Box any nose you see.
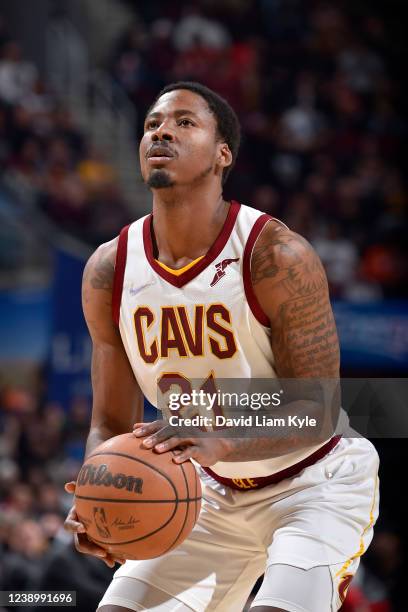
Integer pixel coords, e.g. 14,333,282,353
151,122,174,143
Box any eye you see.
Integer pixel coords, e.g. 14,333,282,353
178,118,193,127
146,120,159,130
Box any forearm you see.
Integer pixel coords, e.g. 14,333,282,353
219,398,338,462
84,416,136,458
84,398,143,459
84,425,114,458
222,434,320,462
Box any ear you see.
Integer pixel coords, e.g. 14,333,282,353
217,143,232,171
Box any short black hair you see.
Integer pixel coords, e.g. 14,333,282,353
148,81,241,185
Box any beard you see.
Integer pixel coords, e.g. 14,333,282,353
146,163,214,190
147,169,175,189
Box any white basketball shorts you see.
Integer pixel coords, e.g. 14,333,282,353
98,436,380,612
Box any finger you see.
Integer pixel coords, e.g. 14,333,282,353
75,533,107,557
64,481,76,493
154,436,187,453
132,422,147,429
64,509,86,534
173,446,197,463
64,518,86,533
143,426,179,448
133,420,166,437
102,555,115,568
101,552,126,567
110,556,126,566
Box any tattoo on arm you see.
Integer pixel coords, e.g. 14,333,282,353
251,238,302,283
82,242,117,312
219,229,340,461
273,292,339,377
252,229,339,378
90,253,114,291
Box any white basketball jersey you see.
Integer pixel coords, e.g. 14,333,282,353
112,202,334,478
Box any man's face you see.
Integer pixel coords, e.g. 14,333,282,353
140,89,228,190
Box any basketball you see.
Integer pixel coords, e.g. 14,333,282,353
74,433,202,560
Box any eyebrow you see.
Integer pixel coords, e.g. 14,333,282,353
145,109,200,120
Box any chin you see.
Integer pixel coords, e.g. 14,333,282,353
147,169,175,189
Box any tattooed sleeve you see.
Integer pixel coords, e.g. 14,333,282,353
251,224,340,378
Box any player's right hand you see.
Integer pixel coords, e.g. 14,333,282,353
63,481,125,568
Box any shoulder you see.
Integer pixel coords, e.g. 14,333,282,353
83,236,119,292
82,237,121,341
251,220,325,287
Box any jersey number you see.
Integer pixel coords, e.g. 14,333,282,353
157,371,224,429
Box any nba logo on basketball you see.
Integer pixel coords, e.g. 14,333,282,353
93,507,111,539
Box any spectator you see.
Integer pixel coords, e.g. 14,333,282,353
0,41,37,105
172,6,230,51
313,221,359,297
33,534,114,612
1,519,49,601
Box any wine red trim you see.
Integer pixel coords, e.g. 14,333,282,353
112,224,130,326
202,435,342,491
243,213,271,327
143,201,241,288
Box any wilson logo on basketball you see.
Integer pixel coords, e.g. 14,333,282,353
78,463,143,493
210,258,239,286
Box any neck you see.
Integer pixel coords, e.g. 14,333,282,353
151,183,229,266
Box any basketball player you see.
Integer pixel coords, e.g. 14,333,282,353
64,82,379,611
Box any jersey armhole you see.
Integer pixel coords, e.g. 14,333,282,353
242,213,272,327
112,224,130,326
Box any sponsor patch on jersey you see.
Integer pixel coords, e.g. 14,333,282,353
210,258,239,287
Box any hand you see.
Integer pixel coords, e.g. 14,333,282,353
64,481,125,568
133,420,230,466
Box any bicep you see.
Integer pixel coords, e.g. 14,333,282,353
271,278,339,378
82,243,143,434
252,227,340,378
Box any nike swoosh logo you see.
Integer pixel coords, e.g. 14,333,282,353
129,281,155,296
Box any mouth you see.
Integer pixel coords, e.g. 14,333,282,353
148,156,174,164
147,146,175,163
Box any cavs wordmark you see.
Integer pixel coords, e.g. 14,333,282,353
133,303,237,363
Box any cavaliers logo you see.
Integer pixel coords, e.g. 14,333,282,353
93,507,111,538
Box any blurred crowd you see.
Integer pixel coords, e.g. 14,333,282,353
0,14,129,250
0,386,115,611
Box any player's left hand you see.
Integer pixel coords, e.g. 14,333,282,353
132,420,230,466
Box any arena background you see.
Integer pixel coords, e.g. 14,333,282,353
0,1,406,610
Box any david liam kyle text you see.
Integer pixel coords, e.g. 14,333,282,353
168,414,318,428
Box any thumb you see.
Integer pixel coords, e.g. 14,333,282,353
64,481,76,494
